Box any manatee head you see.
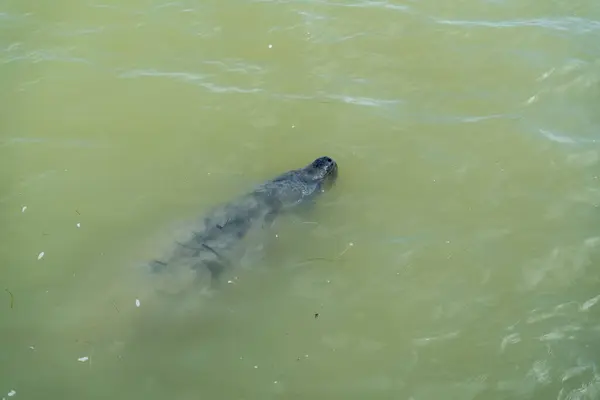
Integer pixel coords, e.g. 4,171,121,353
303,156,338,191
256,156,339,211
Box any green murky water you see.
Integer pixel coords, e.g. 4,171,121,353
2,0,600,399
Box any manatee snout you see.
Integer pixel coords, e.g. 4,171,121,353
309,156,338,188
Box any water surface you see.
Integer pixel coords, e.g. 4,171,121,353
2,0,600,399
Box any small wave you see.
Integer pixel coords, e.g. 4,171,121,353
500,332,521,352
538,324,582,342
251,0,412,13
272,93,316,101
313,0,411,12
416,112,518,125
538,128,599,145
117,68,403,100
118,68,263,94
432,17,600,34
202,60,265,74
118,68,208,82
325,93,401,107
1,48,91,65
269,91,401,108
580,294,600,311
200,82,263,94
413,330,461,346
539,129,578,144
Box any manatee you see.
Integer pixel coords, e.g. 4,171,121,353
149,156,338,285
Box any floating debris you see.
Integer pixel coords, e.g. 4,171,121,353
37,252,45,260
7,390,16,397
526,95,537,104
76,223,81,228
77,356,89,362
135,299,140,307
21,206,27,213
268,44,273,49
303,241,355,264
5,289,14,309
339,242,354,257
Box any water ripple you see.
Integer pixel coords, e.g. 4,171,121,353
1,48,91,65
118,68,209,82
201,82,263,94
253,0,411,12
117,68,263,94
325,93,401,107
538,128,600,145
314,0,411,12
202,60,266,75
119,68,405,101
432,17,600,33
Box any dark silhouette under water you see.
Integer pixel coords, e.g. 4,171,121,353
149,156,338,285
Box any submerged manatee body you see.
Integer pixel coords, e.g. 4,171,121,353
149,156,338,285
